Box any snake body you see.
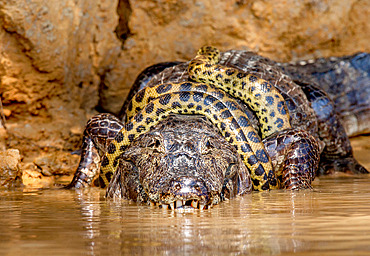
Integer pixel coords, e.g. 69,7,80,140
188,46,291,138
142,49,367,175
68,47,367,209
100,47,297,190
101,82,278,190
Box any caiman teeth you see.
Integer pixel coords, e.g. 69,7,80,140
191,200,199,209
199,203,206,210
153,199,214,210
176,200,183,208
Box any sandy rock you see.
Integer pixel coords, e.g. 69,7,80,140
101,0,370,114
0,149,22,187
0,0,122,162
0,0,368,187
0,127,7,151
33,152,80,176
22,168,55,188
2,108,11,117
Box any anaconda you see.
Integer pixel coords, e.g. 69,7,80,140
140,48,368,175
68,47,369,210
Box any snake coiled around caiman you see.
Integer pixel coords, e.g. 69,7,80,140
67,47,369,210
139,47,368,175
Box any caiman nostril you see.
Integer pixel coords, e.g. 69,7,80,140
160,176,209,202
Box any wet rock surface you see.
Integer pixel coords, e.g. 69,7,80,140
0,0,368,187
0,149,22,187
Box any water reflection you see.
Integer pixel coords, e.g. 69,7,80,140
1,175,370,255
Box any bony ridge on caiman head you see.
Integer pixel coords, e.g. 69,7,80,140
67,46,369,210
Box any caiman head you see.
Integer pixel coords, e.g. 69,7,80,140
106,114,252,210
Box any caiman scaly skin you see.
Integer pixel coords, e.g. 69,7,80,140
124,81,279,191
67,47,368,210
106,114,253,209
141,49,368,175
279,52,370,137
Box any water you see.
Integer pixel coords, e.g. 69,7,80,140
1,136,370,255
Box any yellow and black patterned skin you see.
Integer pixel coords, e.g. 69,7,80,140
141,49,368,175
188,46,291,139
67,47,368,209
105,114,253,208
106,46,296,191
100,82,278,191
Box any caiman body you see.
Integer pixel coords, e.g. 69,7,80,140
106,114,252,209
68,49,369,210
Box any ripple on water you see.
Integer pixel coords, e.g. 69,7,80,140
1,177,370,254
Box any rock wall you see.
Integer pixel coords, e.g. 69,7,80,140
102,0,370,113
0,0,369,187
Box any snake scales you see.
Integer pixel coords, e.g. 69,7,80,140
99,46,303,191
102,82,278,190
188,46,291,138
140,49,368,175
68,46,368,208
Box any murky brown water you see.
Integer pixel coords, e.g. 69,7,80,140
1,136,370,256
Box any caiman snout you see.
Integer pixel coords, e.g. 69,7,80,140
155,176,214,210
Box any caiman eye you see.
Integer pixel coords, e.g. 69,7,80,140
146,137,164,152
201,137,215,154
147,139,161,148
205,140,213,149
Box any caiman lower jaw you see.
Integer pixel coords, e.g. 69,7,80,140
149,199,218,210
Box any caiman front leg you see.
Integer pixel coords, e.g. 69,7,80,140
67,113,124,188
263,128,320,190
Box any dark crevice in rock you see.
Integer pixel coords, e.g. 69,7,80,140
96,68,117,116
96,70,109,113
115,0,132,46
95,0,132,114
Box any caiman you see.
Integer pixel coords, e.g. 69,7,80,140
67,47,369,210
